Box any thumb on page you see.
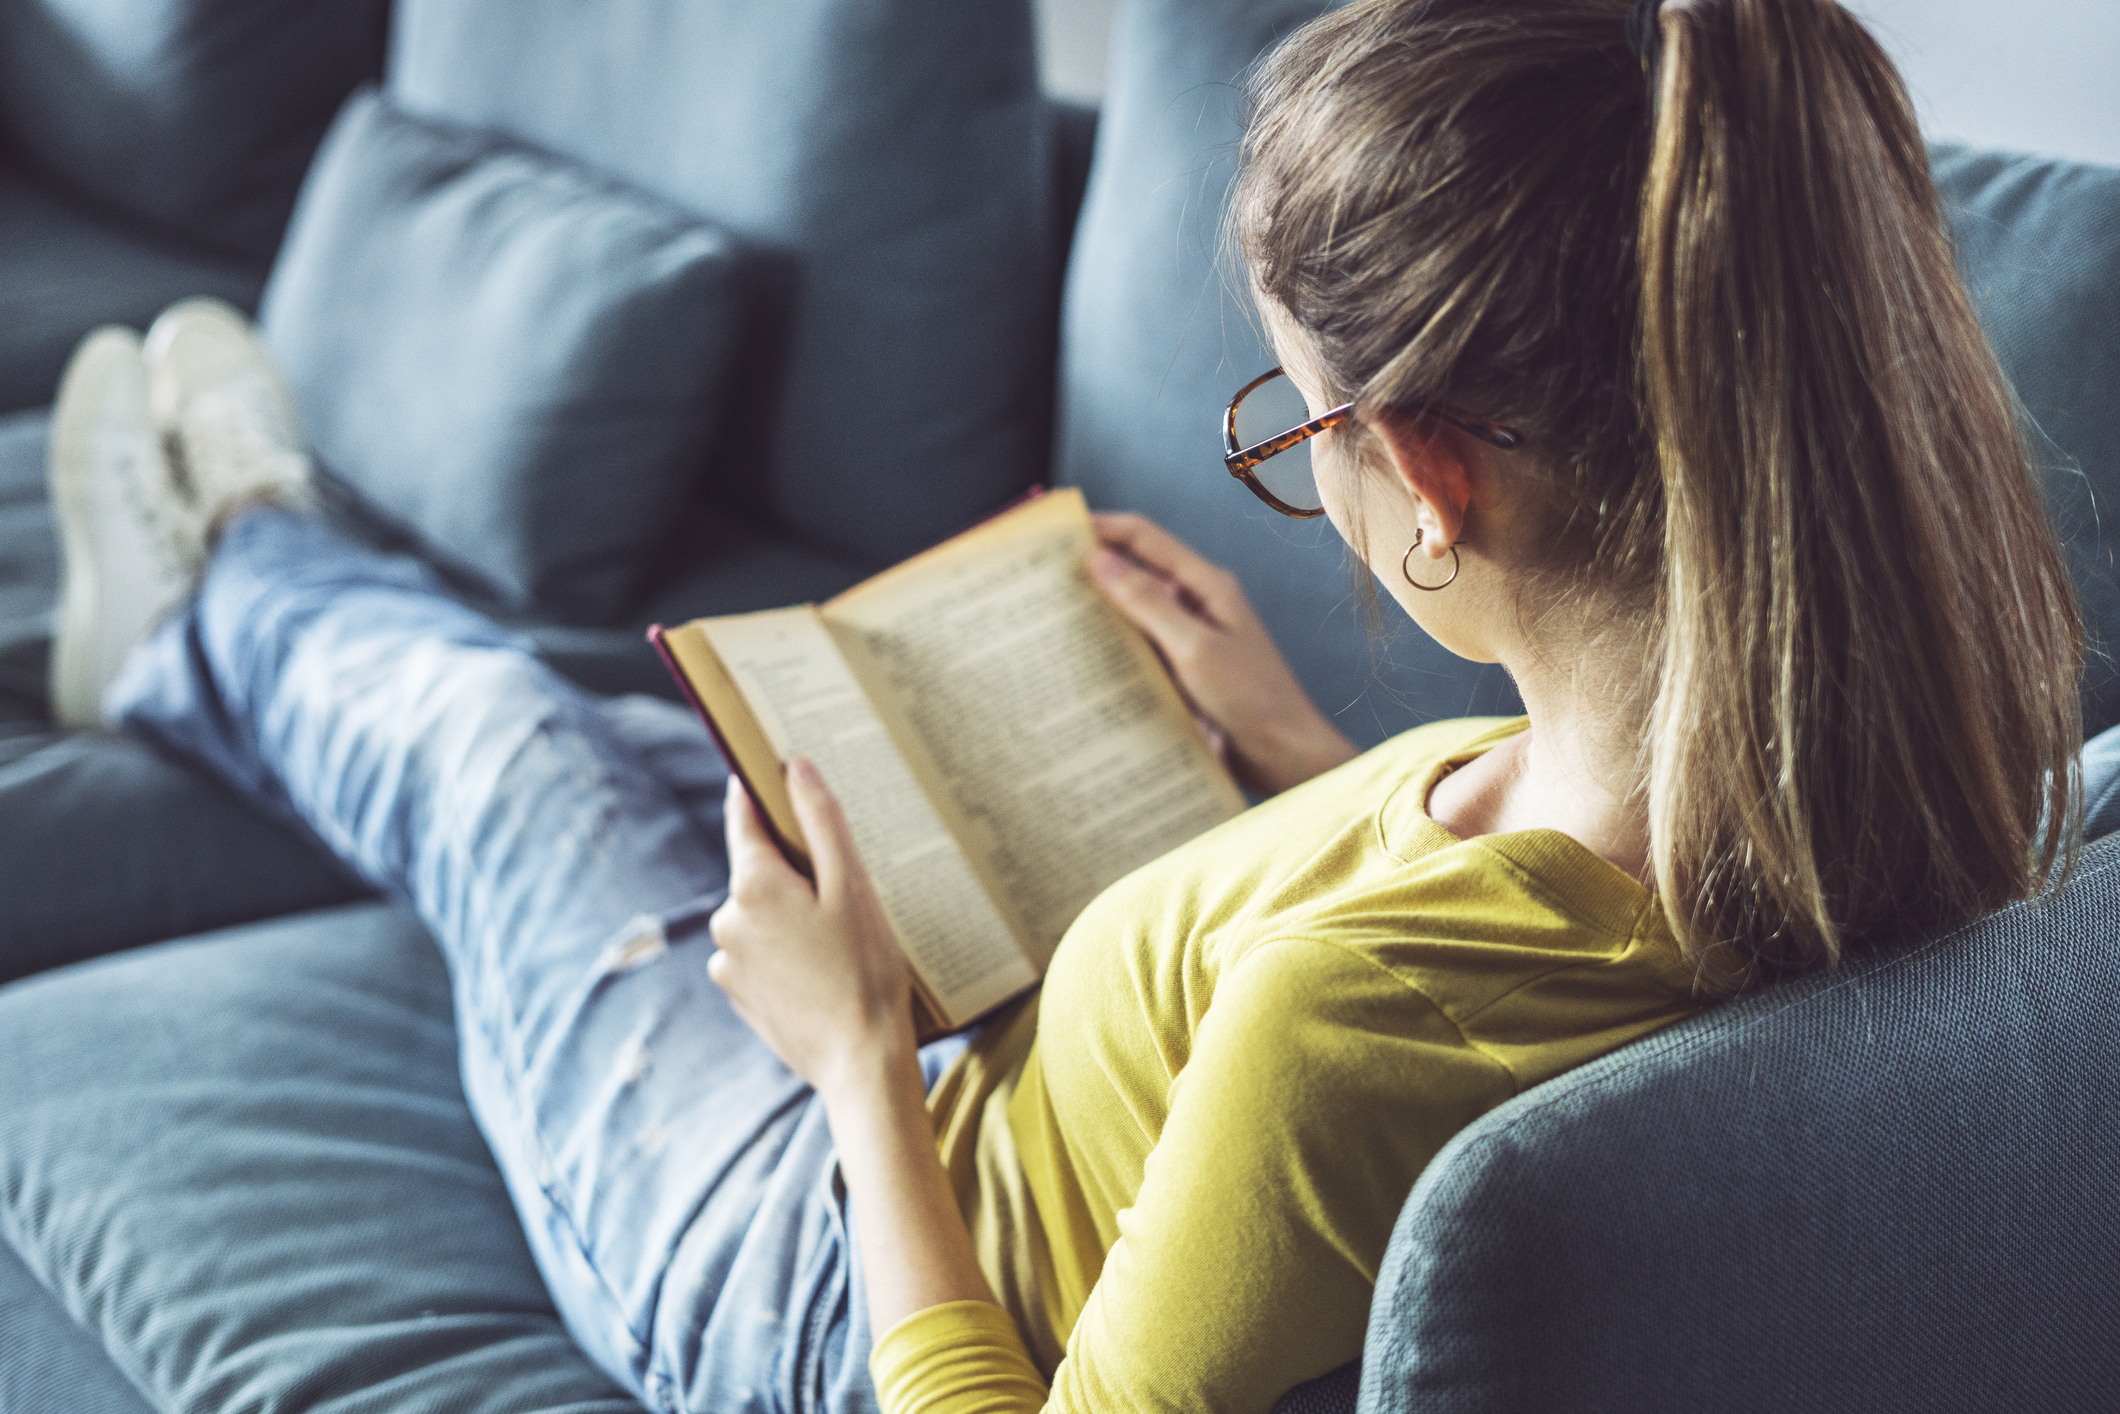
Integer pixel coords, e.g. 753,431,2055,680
785,757,862,902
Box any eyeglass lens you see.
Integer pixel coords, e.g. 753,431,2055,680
1233,372,1325,512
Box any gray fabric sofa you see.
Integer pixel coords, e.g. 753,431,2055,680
3,1,2117,1411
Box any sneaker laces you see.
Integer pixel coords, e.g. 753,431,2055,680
111,435,204,580
182,389,315,521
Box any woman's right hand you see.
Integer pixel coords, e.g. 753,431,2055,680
1089,512,1357,797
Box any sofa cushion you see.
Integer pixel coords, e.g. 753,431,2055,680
0,1244,155,1414
0,410,59,698
0,173,267,416
0,904,645,1414
1933,146,2120,736
513,507,875,700
384,0,1053,570
261,89,751,620
1054,0,1521,750
0,728,369,985
0,0,387,260
1360,833,2120,1412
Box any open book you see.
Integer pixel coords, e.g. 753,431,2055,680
650,489,1246,1034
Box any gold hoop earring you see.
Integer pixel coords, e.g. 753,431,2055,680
1402,530,1460,592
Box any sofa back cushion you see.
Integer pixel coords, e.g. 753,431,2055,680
0,0,388,259
1064,3,2120,746
1933,145,2120,736
380,0,1053,571
261,90,749,620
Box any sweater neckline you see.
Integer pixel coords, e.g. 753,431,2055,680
1378,718,1665,946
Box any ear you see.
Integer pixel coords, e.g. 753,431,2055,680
1367,406,1475,557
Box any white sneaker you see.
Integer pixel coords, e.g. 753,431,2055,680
142,297,315,526
48,328,207,729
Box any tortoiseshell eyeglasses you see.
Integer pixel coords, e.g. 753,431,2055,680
1222,368,1525,519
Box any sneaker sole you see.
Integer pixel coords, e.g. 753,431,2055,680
47,328,147,729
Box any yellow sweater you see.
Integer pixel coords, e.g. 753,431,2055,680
874,717,1703,1413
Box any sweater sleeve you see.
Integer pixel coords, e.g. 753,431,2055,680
870,936,1517,1414
871,1301,1049,1413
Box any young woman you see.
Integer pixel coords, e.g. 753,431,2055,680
46,0,2079,1410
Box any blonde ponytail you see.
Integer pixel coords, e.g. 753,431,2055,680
1639,0,2079,980
1238,0,2083,987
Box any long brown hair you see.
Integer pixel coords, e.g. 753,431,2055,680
1237,0,2082,987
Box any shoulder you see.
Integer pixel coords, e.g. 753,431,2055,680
1207,934,1491,1065
1170,937,1522,1165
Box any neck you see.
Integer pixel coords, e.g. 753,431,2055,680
1428,609,1656,883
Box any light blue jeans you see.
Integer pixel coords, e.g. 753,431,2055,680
110,509,968,1414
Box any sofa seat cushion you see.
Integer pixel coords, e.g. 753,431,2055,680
0,1243,154,1414
0,728,369,985
0,177,267,417
263,89,752,621
0,903,644,1414
0,0,387,259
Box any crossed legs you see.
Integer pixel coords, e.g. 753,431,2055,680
108,508,909,1414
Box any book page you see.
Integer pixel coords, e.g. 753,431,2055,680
824,490,1245,966
695,608,1037,1024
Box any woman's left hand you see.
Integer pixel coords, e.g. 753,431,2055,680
708,759,918,1098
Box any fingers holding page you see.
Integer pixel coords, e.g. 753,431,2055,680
785,756,860,903
1086,512,1357,797
1091,511,1243,624
1089,543,1214,674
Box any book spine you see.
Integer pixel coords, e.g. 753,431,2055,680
645,625,811,879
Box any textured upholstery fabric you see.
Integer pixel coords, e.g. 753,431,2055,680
0,904,645,1414
262,90,750,619
1271,1362,1362,1414
0,0,387,259
0,728,369,985
514,511,877,700
1360,834,2120,1413
0,411,58,695
2085,721,2120,841
1054,0,1520,750
1933,145,2120,736
384,0,1053,569
0,174,265,416
0,1244,155,1414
